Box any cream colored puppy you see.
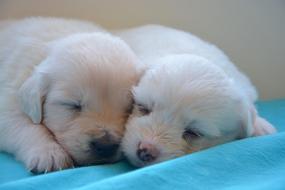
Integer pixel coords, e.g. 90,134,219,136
0,18,140,173
115,25,276,167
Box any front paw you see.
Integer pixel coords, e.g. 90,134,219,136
22,142,74,173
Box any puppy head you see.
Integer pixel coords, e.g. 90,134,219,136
19,33,140,165
122,54,253,167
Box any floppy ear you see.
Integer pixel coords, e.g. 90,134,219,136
240,105,276,137
18,71,49,124
250,107,277,136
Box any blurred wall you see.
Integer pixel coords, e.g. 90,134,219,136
0,0,284,100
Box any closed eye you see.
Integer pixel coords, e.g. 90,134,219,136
182,121,203,143
182,129,203,143
136,103,151,116
59,101,82,112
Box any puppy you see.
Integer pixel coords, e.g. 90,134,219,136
0,18,140,173
115,25,276,167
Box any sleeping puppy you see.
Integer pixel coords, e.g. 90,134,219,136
0,18,140,173
115,25,276,167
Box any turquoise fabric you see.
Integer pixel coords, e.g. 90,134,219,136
0,99,284,190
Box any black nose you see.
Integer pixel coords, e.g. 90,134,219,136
89,133,119,158
137,148,155,162
136,142,159,162
89,140,119,158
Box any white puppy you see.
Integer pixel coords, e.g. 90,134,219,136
0,18,140,173
115,25,276,167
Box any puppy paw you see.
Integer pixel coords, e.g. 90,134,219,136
22,142,74,174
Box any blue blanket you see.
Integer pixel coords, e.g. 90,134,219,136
1,99,284,190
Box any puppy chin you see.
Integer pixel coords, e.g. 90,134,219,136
73,151,123,166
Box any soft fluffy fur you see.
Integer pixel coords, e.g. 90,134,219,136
115,25,276,167
0,18,140,173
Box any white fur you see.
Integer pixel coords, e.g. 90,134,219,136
115,25,276,167
0,18,140,172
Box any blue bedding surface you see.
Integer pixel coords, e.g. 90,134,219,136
0,99,284,190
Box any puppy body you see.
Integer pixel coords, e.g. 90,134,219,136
115,25,276,167
0,18,104,111
0,18,140,172
116,25,257,102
